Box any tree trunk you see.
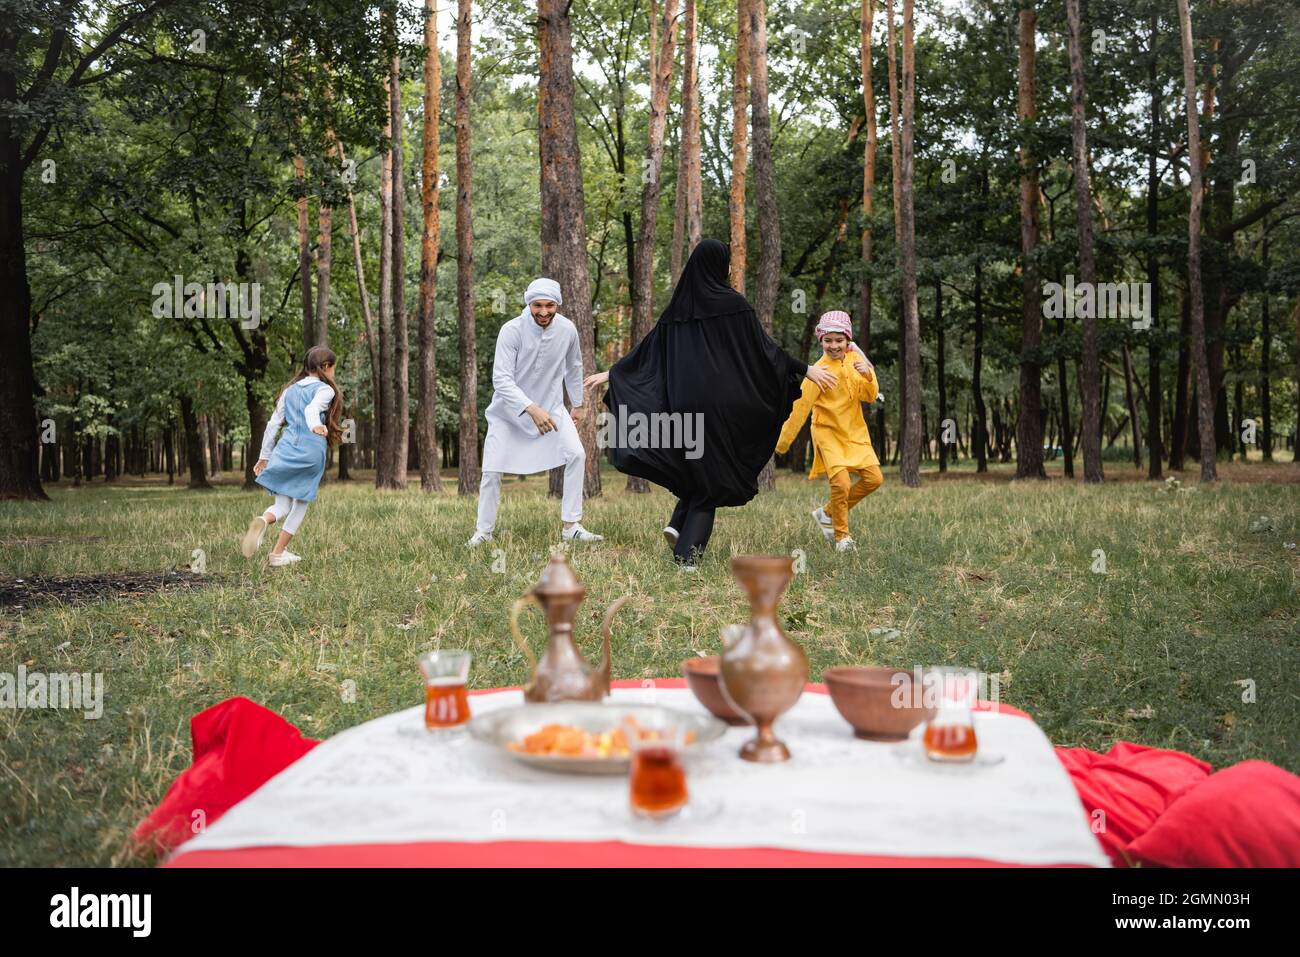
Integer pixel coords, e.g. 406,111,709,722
729,0,750,292
885,0,905,462
1015,8,1045,480
295,153,315,354
538,0,601,498
936,280,947,473
206,414,221,478
1260,220,1272,460
1177,0,1217,482
1146,11,1164,479
314,179,333,349
749,0,781,491
0,34,44,499
630,0,679,353
669,0,701,284
625,0,679,496
178,395,211,490
748,0,779,333
1123,344,1142,467
418,0,443,493
456,0,481,496
376,47,398,489
1170,290,1190,469
391,46,410,489
1065,0,1103,483
895,0,921,487
340,141,380,415
162,424,174,485
859,0,876,358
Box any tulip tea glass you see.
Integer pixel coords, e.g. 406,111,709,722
626,717,689,819
419,650,472,730
923,667,979,762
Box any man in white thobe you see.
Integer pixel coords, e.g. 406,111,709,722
467,277,603,547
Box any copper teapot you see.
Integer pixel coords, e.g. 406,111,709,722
510,552,632,702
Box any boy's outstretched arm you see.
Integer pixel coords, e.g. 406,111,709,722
775,378,818,454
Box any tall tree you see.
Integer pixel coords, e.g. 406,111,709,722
1015,5,1045,479
896,0,921,487
537,0,601,496
455,0,480,495
669,0,701,284
885,0,905,458
376,30,398,489
748,0,779,331
1259,219,1271,461
859,0,876,355
630,0,679,350
749,0,781,490
1146,9,1163,479
627,0,678,494
314,103,337,350
390,43,410,487
295,153,315,351
1065,0,1103,482
729,0,750,292
417,0,442,492
1177,0,1216,481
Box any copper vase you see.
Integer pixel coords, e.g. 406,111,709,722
718,555,807,762
510,551,632,703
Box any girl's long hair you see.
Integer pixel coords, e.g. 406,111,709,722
280,346,345,447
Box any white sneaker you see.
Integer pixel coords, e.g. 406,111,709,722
811,507,834,543
466,531,494,548
562,523,603,543
663,526,679,546
835,537,857,553
240,516,268,558
268,550,302,567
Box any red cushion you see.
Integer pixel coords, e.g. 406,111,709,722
1128,760,1300,867
133,696,318,854
1055,742,1212,866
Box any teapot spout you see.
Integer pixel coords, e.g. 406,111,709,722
599,595,633,689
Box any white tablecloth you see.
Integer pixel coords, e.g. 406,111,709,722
177,687,1108,866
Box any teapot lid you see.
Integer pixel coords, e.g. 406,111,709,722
534,551,587,599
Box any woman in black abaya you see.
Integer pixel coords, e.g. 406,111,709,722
584,239,836,565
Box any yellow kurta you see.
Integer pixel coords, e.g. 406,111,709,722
775,352,879,478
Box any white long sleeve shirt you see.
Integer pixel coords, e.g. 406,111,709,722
258,376,335,461
480,310,584,474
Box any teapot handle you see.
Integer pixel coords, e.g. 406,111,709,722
509,594,540,673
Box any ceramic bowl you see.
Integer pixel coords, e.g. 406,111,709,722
824,666,935,741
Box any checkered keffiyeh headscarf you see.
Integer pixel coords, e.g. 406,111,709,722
814,310,859,353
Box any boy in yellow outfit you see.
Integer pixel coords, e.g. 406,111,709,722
775,311,882,552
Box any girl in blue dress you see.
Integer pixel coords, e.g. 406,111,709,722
240,346,344,566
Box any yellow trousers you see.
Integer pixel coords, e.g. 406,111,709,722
826,466,882,541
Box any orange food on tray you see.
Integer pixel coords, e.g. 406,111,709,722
506,716,694,759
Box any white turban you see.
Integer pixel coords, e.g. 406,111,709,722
524,277,563,306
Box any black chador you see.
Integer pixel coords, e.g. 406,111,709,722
603,239,808,562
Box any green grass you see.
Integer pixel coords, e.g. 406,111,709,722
1,459,1297,866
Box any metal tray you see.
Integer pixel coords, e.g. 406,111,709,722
468,701,727,775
